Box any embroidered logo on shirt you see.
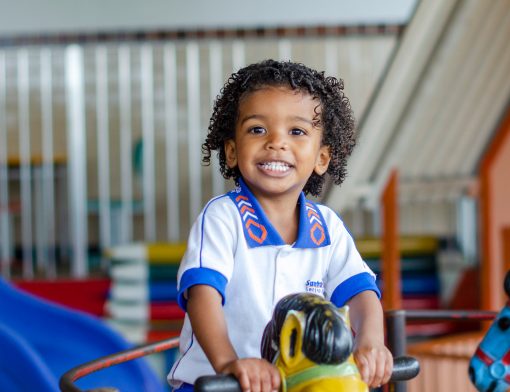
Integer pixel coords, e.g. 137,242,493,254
236,194,267,244
305,280,325,295
305,202,326,246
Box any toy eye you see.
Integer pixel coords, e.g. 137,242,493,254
468,366,475,384
504,270,510,297
289,328,297,357
497,316,510,331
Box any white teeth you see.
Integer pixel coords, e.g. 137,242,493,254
260,162,290,172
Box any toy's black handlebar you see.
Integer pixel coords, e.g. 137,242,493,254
194,355,420,392
389,355,420,382
194,375,240,392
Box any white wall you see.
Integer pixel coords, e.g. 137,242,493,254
0,0,417,35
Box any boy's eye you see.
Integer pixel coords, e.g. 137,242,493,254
290,128,306,136
249,126,266,134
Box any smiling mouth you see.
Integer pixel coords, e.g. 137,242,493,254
257,161,292,172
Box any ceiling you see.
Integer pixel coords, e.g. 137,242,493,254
0,0,416,35
325,0,510,211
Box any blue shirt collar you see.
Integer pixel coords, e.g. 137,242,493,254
228,178,330,249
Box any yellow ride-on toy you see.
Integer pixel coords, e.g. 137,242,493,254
195,293,419,392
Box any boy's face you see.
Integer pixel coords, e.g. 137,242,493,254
224,86,331,201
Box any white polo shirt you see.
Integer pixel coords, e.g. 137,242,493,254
168,178,379,387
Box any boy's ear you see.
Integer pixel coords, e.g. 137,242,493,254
314,145,331,176
224,139,238,168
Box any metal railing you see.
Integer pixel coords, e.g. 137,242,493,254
59,337,180,392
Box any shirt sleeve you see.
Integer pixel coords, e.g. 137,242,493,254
324,213,380,307
176,198,236,311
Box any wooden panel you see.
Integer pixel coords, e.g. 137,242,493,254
407,332,483,392
381,170,402,310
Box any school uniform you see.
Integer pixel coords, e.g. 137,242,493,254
168,178,379,389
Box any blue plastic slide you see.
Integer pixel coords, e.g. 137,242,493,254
0,277,166,391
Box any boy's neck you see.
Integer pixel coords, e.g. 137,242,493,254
257,194,300,245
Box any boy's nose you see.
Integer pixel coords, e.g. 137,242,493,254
266,132,288,150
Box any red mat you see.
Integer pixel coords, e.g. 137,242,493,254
14,278,110,317
150,301,185,320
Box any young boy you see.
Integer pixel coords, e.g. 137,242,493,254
169,60,393,392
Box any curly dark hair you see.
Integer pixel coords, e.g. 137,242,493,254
202,59,356,196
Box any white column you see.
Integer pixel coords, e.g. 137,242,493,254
65,45,88,277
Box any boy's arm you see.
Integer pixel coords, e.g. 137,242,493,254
187,285,280,392
347,290,393,388
187,284,237,370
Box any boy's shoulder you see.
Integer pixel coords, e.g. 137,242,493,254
200,189,258,221
311,201,344,225
201,192,238,215
310,201,355,240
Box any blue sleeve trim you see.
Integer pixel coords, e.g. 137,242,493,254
330,272,381,307
177,267,228,311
